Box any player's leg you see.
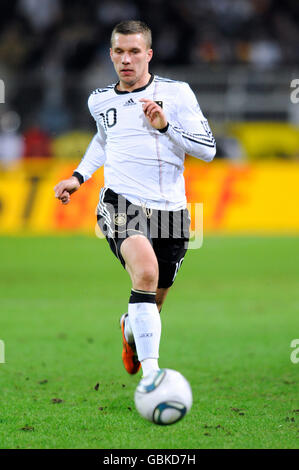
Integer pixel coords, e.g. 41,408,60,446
97,188,161,376
156,287,170,312
152,207,190,312
120,286,169,374
121,235,158,291
120,235,161,377
120,206,190,376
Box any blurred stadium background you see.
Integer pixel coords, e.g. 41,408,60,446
0,0,299,235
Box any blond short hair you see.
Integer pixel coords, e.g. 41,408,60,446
111,20,152,49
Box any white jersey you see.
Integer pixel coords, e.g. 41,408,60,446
75,74,216,211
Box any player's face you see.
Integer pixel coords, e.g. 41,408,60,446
110,33,153,89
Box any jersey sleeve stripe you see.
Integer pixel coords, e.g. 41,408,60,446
179,134,216,148
172,126,216,146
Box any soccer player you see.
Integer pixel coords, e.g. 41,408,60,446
54,20,216,378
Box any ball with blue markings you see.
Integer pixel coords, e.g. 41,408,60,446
134,369,192,425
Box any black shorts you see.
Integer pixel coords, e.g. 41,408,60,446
96,188,190,288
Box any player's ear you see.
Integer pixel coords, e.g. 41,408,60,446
147,49,153,63
109,48,113,61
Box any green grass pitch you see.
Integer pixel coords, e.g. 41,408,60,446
0,235,298,449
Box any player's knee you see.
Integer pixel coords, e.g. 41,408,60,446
133,264,158,291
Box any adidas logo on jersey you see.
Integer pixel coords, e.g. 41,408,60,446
123,98,136,107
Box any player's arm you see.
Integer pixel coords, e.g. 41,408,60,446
54,96,107,205
73,123,106,183
140,83,216,162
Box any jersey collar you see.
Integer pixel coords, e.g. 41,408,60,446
114,73,154,95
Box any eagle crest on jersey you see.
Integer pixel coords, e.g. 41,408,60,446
114,213,127,226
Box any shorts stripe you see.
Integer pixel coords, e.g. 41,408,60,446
98,187,113,236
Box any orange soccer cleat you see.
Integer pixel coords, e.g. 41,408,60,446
120,313,141,374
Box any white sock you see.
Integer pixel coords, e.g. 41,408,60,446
128,296,161,371
125,313,160,375
141,358,160,376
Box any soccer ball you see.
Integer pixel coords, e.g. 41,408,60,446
134,368,192,425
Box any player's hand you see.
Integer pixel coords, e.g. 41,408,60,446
54,176,80,205
140,98,168,130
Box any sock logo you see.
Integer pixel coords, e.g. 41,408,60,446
139,333,153,338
